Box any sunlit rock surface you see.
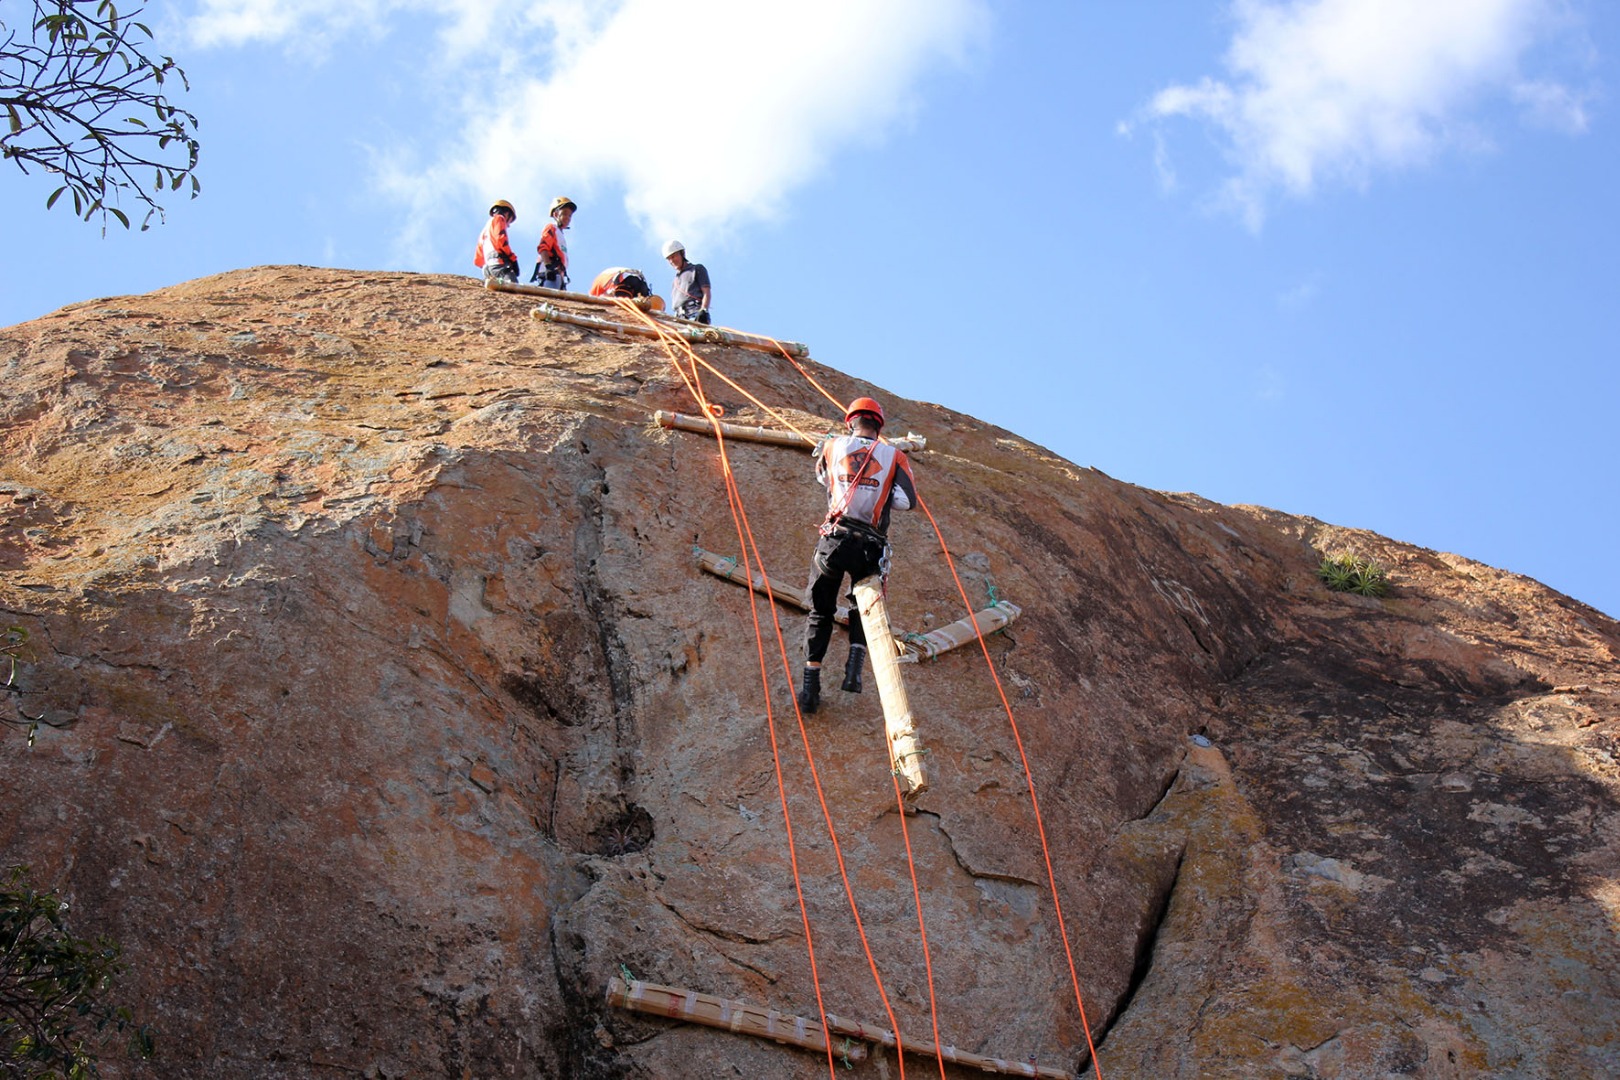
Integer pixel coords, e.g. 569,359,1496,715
2,267,1617,1078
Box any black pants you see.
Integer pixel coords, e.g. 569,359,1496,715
804,527,888,664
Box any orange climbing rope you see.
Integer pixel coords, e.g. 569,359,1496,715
668,342,824,444
772,338,846,414
613,299,932,1077
606,299,1099,1078
915,492,1103,1077
757,324,1106,1078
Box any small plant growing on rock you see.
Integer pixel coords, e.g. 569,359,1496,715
0,866,155,1076
4,627,72,748
1317,553,1390,598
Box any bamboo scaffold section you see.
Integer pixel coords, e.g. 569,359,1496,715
898,599,1022,663
695,548,1019,664
606,977,867,1064
606,976,1075,1079
654,409,929,454
531,301,810,357
694,547,834,619
852,577,928,798
483,278,664,311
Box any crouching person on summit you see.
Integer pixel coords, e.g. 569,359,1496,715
797,397,916,714
474,200,520,284
588,268,665,309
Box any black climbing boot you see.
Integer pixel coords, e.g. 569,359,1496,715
841,644,866,694
797,666,821,714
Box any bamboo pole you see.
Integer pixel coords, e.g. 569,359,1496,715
821,1011,1076,1080
695,548,810,611
657,409,819,449
605,977,867,1063
694,548,853,625
895,600,1022,664
851,577,928,799
654,409,928,454
531,301,810,357
484,278,663,310
695,548,1017,664
605,977,1074,1079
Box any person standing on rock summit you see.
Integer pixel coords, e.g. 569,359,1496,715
663,240,711,323
532,196,576,289
473,200,520,284
797,397,916,714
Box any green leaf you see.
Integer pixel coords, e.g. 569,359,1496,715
1317,552,1388,598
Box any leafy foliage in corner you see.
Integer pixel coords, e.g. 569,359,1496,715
1,0,201,230
1317,552,1390,598
0,866,154,1078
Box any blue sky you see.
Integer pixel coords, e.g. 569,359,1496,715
4,0,1616,619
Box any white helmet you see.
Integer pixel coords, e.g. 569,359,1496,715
662,239,685,258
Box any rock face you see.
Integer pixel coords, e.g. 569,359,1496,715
2,266,1617,1079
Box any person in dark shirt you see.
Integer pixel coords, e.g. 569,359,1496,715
663,240,712,323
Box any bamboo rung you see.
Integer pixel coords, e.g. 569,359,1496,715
605,977,1074,1079
695,548,1017,663
896,600,1022,663
531,301,809,357
484,278,661,310
654,409,928,454
606,977,866,1062
694,547,853,624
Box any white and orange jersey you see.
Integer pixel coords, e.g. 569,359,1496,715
815,435,916,534
537,221,569,271
475,214,516,268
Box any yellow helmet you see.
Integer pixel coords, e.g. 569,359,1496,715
489,199,516,222
550,196,577,217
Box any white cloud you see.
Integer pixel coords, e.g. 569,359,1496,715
185,0,987,262
1137,0,1592,229
1511,78,1592,133
185,0,493,56
1277,273,1321,310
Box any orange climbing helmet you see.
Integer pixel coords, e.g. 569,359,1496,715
489,199,516,222
845,397,885,428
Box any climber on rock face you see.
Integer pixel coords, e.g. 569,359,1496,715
797,397,916,714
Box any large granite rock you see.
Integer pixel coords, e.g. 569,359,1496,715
2,267,1616,1078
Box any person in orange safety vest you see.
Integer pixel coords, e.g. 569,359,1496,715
473,200,520,284
587,268,664,309
532,196,576,288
